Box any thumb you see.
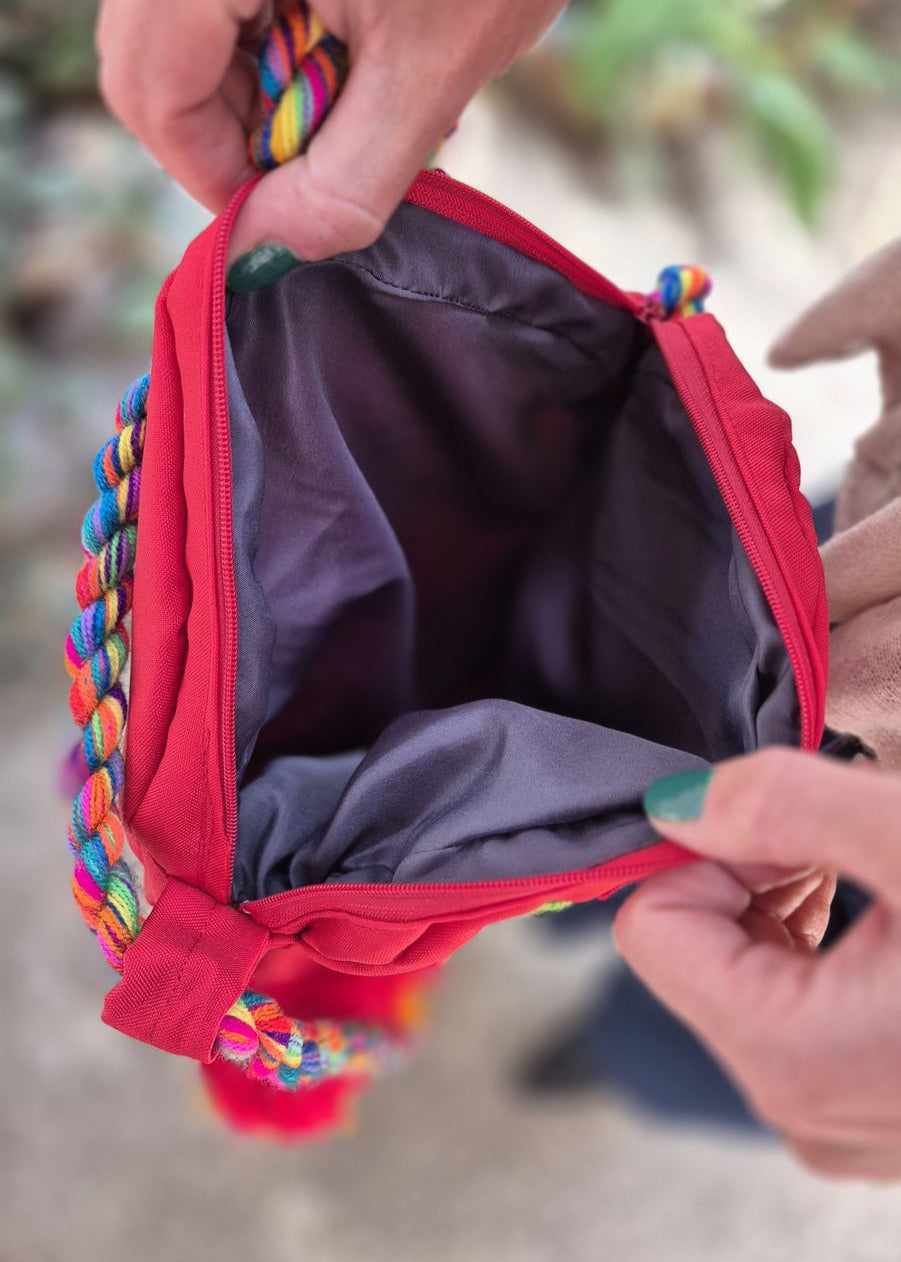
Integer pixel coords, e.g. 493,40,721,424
227,28,460,265
614,745,901,1068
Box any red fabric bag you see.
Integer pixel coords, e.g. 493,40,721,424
66,168,827,1136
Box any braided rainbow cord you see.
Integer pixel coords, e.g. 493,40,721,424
67,375,409,1089
65,375,147,969
216,993,408,1088
248,4,347,171
648,265,712,319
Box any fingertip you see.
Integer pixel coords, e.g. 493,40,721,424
226,242,302,294
643,749,818,864
643,767,712,825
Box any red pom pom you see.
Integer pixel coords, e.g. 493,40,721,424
201,1056,363,1140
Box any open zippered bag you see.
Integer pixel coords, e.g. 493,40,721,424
66,169,827,1134
65,7,828,1138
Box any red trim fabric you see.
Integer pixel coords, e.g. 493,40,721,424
102,877,271,1060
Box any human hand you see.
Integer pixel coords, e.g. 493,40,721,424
614,749,901,1181
96,0,567,268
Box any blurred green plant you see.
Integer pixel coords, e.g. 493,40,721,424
558,0,901,223
0,0,98,103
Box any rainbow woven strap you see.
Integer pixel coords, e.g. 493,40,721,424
248,3,347,170
65,375,407,1090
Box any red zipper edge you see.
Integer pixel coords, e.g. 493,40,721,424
211,178,261,899
653,318,825,752
241,840,692,916
408,169,644,313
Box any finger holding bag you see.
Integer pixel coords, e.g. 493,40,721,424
615,751,901,1182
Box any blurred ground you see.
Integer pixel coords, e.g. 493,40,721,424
3,85,901,1261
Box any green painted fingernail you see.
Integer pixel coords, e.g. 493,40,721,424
643,769,713,822
227,243,301,293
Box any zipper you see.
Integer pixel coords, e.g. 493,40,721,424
242,843,688,912
653,319,824,751
210,182,261,891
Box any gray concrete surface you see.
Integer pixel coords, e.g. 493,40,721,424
4,94,901,1262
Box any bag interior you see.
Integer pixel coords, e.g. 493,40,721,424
225,201,799,902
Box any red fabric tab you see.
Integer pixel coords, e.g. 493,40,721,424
102,879,271,1062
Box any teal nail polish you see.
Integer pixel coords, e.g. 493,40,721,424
227,243,301,293
643,768,713,822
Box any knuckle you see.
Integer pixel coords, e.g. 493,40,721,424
748,1070,828,1140
318,215,384,259
292,153,392,260
788,1139,844,1178
296,186,387,261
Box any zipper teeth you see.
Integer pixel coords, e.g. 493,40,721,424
211,197,249,853
243,848,684,909
660,323,818,750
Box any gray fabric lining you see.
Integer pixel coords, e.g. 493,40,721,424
226,202,798,901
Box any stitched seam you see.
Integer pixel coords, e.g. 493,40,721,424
301,258,633,367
